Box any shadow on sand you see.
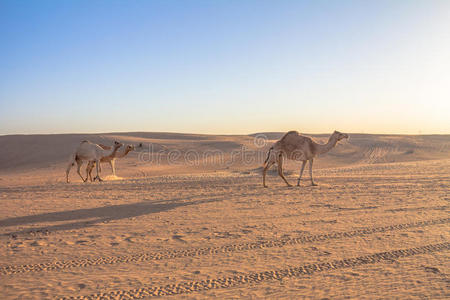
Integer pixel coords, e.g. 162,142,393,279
0,197,220,236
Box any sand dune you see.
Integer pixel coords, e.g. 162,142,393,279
0,132,448,181
0,132,449,299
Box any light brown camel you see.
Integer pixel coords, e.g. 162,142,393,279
263,130,348,187
66,141,123,183
86,144,135,181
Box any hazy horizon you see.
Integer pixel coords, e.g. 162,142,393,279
2,129,450,138
1,0,449,135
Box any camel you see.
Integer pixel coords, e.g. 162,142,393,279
86,144,135,181
263,130,348,187
65,140,123,183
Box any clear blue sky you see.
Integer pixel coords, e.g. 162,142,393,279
1,0,449,135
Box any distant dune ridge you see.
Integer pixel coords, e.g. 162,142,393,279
0,132,449,183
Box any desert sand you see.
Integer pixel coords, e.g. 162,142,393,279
0,132,449,299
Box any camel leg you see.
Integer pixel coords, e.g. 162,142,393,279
86,162,90,182
95,159,103,182
297,160,307,186
75,159,87,182
110,160,116,176
66,159,75,183
263,161,275,188
87,161,94,182
90,162,95,182
278,154,292,187
309,159,317,186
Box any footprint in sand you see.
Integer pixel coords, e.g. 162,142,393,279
30,240,45,247
172,235,187,243
423,266,441,274
10,242,25,249
87,235,101,239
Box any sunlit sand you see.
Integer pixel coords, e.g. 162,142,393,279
0,132,449,299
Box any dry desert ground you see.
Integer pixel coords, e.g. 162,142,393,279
0,132,449,299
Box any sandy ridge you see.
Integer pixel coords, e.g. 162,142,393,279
2,217,448,276
60,242,450,300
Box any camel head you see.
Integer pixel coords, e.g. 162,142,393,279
332,131,349,142
113,141,124,149
124,144,135,154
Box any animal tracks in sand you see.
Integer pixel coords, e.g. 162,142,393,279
1,138,449,299
60,242,450,300
1,217,448,275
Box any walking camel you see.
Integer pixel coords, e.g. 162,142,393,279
86,144,136,181
263,130,348,187
66,140,123,183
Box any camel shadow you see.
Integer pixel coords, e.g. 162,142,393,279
0,197,219,236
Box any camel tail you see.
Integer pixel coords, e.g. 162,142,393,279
264,147,273,165
67,153,76,166
66,153,77,183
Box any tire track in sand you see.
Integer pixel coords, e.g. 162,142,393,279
1,217,448,275
61,242,450,300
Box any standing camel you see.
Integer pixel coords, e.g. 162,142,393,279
263,130,348,187
86,144,136,181
66,140,123,183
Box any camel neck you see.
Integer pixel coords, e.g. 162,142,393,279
117,149,131,158
316,136,338,155
109,146,120,157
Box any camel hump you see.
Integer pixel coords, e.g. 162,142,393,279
280,130,300,141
